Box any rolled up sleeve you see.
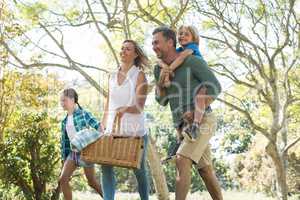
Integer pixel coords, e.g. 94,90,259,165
154,65,169,106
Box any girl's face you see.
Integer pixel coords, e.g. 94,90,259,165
178,27,194,46
60,95,75,111
120,42,138,64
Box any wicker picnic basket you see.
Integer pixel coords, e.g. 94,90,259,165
80,116,144,169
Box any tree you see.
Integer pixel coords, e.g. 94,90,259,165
193,0,300,199
0,71,63,200
1,1,191,199
0,112,60,200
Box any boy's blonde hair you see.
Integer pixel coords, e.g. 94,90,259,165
178,25,200,45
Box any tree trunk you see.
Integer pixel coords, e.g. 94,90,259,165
266,143,288,200
147,136,169,200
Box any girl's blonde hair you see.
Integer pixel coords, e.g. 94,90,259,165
178,25,200,45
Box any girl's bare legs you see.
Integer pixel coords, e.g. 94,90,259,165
84,167,103,198
59,159,77,200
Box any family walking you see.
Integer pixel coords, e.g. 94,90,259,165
59,26,223,200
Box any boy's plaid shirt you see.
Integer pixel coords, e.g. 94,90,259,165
60,108,100,160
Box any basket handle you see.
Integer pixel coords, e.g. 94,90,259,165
112,113,121,134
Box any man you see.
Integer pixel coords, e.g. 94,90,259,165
152,26,223,200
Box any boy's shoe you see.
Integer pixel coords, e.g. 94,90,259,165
161,140,181,164
182,122,201,142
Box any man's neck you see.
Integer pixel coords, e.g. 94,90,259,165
162,50,178,65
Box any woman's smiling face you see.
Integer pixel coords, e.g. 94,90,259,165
120,41,138,64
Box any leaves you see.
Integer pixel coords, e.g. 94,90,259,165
202,19,216,30
17,2,48,24
0,70,63,199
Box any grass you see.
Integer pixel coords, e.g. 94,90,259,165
72,190,296,200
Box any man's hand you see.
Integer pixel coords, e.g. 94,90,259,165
183,111,194,124
158,66,172,87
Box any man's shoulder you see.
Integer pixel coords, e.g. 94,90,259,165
183,55,206,66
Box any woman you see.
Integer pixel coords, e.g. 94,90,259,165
101,40,149,200
59,88,103,200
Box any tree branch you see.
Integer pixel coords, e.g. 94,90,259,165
217,97,272,141
85,0,120,67
283,136,300,154
134,0,165,26
39,23,108,97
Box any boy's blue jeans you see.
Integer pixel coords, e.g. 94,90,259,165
101,134,149,200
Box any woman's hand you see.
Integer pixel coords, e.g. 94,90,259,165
116,106,128,119
99,122,105,133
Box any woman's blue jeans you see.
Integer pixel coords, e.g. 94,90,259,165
101,134,149,200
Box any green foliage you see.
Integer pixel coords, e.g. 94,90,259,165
213,158,234,189
201,19,217,30
0,111,60,200
17,2,48,24
218,111,255,154
0,71,63,200
147,103,234,192
64,8,81,21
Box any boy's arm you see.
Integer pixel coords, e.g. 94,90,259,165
194,87,212,124
169,49,193,71
157,60,169,85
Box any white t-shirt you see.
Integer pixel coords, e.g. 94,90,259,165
106,66,146,136
66,115,77,141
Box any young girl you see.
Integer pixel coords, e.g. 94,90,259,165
59,88,103,200
159,25,207,141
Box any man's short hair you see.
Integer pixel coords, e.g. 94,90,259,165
152,26,177,48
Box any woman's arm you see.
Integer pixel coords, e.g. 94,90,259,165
101,86,110,130
116,72,148,118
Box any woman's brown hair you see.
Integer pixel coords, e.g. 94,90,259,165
123,39,149,70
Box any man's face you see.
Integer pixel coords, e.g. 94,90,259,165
152,32,171,59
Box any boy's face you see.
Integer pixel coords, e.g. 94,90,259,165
178,27,193,46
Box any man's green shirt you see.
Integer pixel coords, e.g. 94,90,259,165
154,55,221,127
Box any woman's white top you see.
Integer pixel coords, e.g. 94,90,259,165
105,66,146,136
66,115,77,141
